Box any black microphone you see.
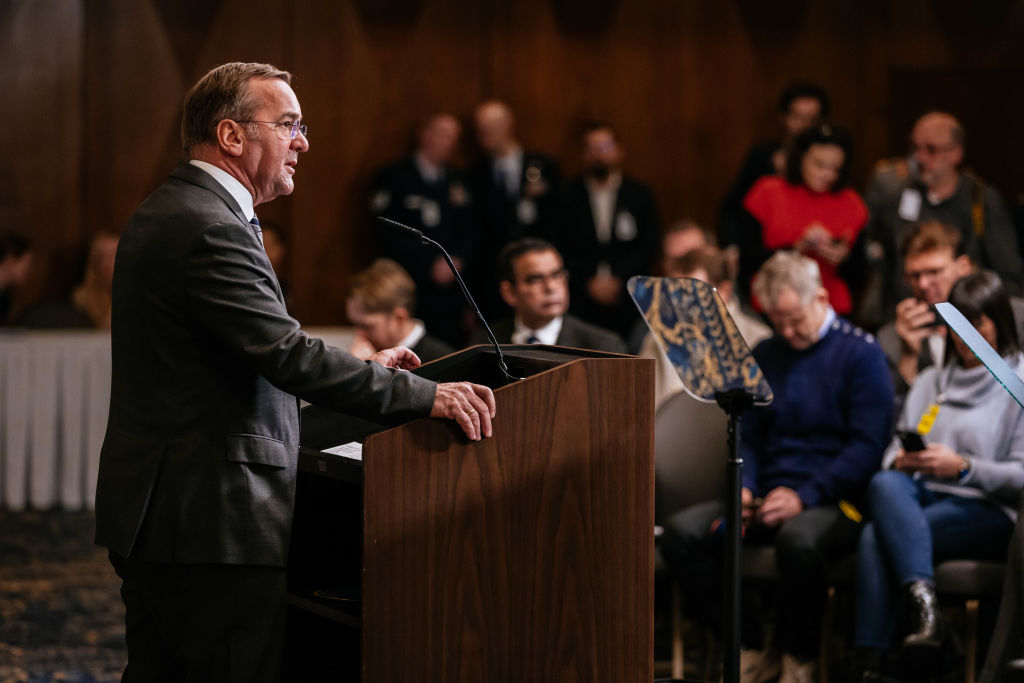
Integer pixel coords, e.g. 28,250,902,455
376,216,521,383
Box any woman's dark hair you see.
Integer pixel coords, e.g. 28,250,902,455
945,270,1020,362
784,123,853,191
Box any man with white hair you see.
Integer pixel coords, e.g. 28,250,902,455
660,251,892,683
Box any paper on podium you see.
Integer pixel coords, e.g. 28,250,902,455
628,276,772,405
936,302,1024,409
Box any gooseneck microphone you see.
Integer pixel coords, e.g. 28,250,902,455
376,216,521,383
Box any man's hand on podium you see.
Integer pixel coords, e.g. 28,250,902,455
431,382,496,441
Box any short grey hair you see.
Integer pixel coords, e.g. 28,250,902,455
752,251,823,308
181,62,292,155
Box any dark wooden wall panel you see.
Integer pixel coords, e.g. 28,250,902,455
5,0,1023,324
1,0,84,306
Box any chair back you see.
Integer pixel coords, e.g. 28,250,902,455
653,389,728,524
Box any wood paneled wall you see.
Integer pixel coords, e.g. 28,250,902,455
5,0,1024,323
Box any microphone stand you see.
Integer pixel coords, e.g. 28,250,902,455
376,216,521,384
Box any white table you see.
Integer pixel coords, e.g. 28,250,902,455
0,327,355,511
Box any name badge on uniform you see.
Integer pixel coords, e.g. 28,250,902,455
517,198,537,225
898,189,922,221
421,199,440,228
615,211,637,241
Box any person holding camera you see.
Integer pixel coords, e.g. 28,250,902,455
853,270,1024,678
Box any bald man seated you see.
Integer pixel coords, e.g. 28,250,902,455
467,100,562,318
865,111,1022,317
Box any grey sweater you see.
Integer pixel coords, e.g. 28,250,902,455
883,352,1024,517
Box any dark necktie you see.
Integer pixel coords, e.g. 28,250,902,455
526,334,540,344
249,215,264,248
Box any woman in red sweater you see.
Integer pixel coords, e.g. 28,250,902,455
743,124,866,315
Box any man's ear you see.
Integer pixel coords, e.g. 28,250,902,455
215,119,246,158
716,280,734,303
392,306,411,325
499,280,517,308
953,254,972,278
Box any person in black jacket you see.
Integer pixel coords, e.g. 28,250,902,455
718,82,831,301
370,113,475,346
468,99,562,319
560,122,659,339
346,258,454,363
471,237,626,354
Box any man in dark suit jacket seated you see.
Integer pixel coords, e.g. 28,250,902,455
346,258,454,363
95,62,495,683
471,237,626,353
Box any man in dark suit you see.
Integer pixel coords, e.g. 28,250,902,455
346,258,454,363
471,238,626,353
560,122,659,339
370,113,475,347
95,62,495,683
468,100,561,318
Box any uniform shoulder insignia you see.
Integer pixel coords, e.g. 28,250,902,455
370,189,391,213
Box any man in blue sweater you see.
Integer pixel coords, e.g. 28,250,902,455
661,251,893,683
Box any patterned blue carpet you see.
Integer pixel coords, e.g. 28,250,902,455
0,510,125,683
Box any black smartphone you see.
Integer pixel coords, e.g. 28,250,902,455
916,302,943,329
897,429,926,452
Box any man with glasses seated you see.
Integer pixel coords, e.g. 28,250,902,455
470,237,626,353
864,111,1021,322
877,221,1024,415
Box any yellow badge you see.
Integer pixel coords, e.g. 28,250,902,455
915,403,940,435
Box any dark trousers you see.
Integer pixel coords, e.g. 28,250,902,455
660,498,860,658
109,552,287,683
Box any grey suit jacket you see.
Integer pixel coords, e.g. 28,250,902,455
471,313,627,354
95,162,436,567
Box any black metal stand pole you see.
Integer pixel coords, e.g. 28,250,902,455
716,388,755,683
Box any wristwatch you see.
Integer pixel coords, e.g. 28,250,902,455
957,456,972,481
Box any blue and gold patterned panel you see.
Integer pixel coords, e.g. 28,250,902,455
628,276,773,405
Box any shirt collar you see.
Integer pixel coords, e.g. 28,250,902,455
817,306,837,341
512,315,563,345
189,160,255,221
414,153,444,184
398,320,426,349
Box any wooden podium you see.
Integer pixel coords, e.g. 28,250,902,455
284,345,654,682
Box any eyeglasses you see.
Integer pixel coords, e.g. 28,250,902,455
909,141,955,157
520,268,569,287
904,264,950,283
236,120,308,140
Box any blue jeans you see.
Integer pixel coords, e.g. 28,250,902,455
855,470,1013,649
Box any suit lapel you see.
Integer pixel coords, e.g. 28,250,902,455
170,162,288,307
170,161,250,226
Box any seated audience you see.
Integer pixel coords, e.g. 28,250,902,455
660,219,710,274
470,238,626,353
743,124,867,317
370,113,474,347
719,82,830,299
560,122,659,339
0,231,33,324
640,244,771,409
71,231,119,328
468,99,561,319
854,270,1024,679
865,112,1022,320
877,222,1024,415
660,251,892,683
346,258,454,364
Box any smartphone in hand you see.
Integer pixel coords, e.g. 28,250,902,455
897,429,926,452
